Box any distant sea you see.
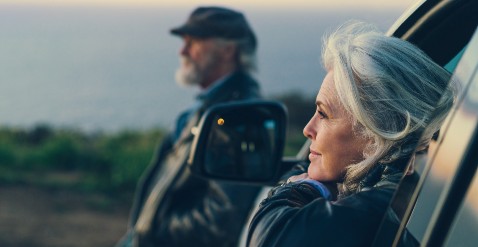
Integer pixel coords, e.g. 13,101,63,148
0,4,409,132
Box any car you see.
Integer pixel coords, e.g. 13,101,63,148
187,0,478,246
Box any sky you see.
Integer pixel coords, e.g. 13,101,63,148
0,0,419,131
0,0,418,8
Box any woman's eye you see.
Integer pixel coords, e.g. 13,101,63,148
317,110,327,119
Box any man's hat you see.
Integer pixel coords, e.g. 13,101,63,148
170,6,257,50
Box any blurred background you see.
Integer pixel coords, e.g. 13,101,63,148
0,0,415,246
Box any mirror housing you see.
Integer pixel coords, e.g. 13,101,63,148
188,100,287,184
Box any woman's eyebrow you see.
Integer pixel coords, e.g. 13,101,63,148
317,101,334,118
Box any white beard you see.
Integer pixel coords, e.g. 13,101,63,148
175,50,221,88
175,56,203,87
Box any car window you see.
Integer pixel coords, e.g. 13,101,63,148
444,47,467,73
389,0,478,69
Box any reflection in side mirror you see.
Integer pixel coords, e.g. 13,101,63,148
188,101,287,184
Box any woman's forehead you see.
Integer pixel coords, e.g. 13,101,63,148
317,71,350,118
317,72,337,105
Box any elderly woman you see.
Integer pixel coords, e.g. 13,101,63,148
246,22,455,247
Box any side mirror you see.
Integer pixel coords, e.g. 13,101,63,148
188,100,287,184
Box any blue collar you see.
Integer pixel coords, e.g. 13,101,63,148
196,73,233,102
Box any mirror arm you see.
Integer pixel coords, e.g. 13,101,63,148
276,156,307,181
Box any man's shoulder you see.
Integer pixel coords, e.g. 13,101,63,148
227,70,258,84
204,71,261,105
226,71,261,97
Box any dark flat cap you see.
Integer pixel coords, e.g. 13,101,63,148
170,6,256,48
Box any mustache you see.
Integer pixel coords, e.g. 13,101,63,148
179,56,193,65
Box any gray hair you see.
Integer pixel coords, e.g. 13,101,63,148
322,21,456,195
214,38,257,73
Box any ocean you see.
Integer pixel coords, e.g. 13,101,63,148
0,4,408,132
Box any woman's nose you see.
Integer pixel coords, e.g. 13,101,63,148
303,116,316,140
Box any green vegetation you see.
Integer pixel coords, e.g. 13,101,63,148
272,91,316,156
0,124,305,194
0,125,164,194
0,92,315,194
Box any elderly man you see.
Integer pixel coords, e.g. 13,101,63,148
116,6,262,247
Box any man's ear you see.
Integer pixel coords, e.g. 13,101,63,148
222,43,237,62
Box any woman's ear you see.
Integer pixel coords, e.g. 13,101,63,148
405,154,415,176
406,143,430,176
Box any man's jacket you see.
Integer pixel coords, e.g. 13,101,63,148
119,71,262,247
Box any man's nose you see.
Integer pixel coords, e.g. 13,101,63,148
180,44,188,56
180,40,191,56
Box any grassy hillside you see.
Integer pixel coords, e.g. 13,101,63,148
0,93,314,193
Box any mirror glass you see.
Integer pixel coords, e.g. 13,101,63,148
202,106,281,181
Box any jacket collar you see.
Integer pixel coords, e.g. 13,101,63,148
196,73,233,101
358,157,409,191
196,70,260,110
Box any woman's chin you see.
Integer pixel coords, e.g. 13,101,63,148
307,164,326,181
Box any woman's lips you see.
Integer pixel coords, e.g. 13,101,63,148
309,149,320,160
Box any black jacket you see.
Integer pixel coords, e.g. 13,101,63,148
118,71,262,247
247,162,420,247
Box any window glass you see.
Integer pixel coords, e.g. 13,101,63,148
445,169,478,246
444,47,467,73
